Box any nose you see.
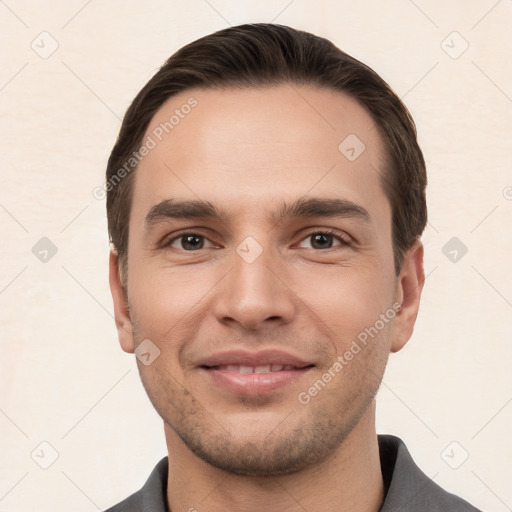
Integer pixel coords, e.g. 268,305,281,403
212,241,296,331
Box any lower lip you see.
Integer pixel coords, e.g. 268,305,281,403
200,367,313,396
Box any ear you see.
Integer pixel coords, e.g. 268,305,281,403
109,250,135,353
390,240,425,353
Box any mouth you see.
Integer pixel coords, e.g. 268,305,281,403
197,351,315,396
203,364,311,373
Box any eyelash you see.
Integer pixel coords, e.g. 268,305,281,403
161,228,352,252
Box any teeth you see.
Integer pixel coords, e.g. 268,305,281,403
214,364,297,373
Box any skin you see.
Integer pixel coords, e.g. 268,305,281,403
109,84,424,512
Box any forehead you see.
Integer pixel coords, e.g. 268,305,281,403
132,84,390,227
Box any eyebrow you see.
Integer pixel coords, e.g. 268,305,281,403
144,197,370,230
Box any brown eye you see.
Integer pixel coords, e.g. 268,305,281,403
165,233,213,251
311,233,335,249
297,230,350,250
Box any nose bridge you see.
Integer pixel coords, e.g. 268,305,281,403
213,234,295,329
234,237,276,298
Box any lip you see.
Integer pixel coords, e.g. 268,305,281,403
197,349,315,396
197,349,312,368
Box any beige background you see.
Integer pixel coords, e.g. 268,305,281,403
1,1,511,511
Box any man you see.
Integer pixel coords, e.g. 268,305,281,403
104,23,479,512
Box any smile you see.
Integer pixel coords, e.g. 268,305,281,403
206,364,303,373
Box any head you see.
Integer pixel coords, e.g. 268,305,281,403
107,24,426,476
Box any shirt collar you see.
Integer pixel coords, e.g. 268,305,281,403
126,435,478,512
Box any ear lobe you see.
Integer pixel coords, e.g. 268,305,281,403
390,240,425,353
109,250,135,354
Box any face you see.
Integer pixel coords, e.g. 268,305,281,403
110,84,424,476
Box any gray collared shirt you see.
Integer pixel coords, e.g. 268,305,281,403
104,435,481,511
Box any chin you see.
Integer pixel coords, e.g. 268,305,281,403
167,406,357,477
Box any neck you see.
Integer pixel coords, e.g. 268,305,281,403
164,401,384,512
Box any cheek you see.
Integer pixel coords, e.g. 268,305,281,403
128,265,219,346
131,263,200,312
295,262,395,347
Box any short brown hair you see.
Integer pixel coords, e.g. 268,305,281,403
106,23,427,288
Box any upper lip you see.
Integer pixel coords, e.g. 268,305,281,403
197,349,313,368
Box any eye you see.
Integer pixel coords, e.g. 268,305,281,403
164,233,215,251
297,230,351,250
